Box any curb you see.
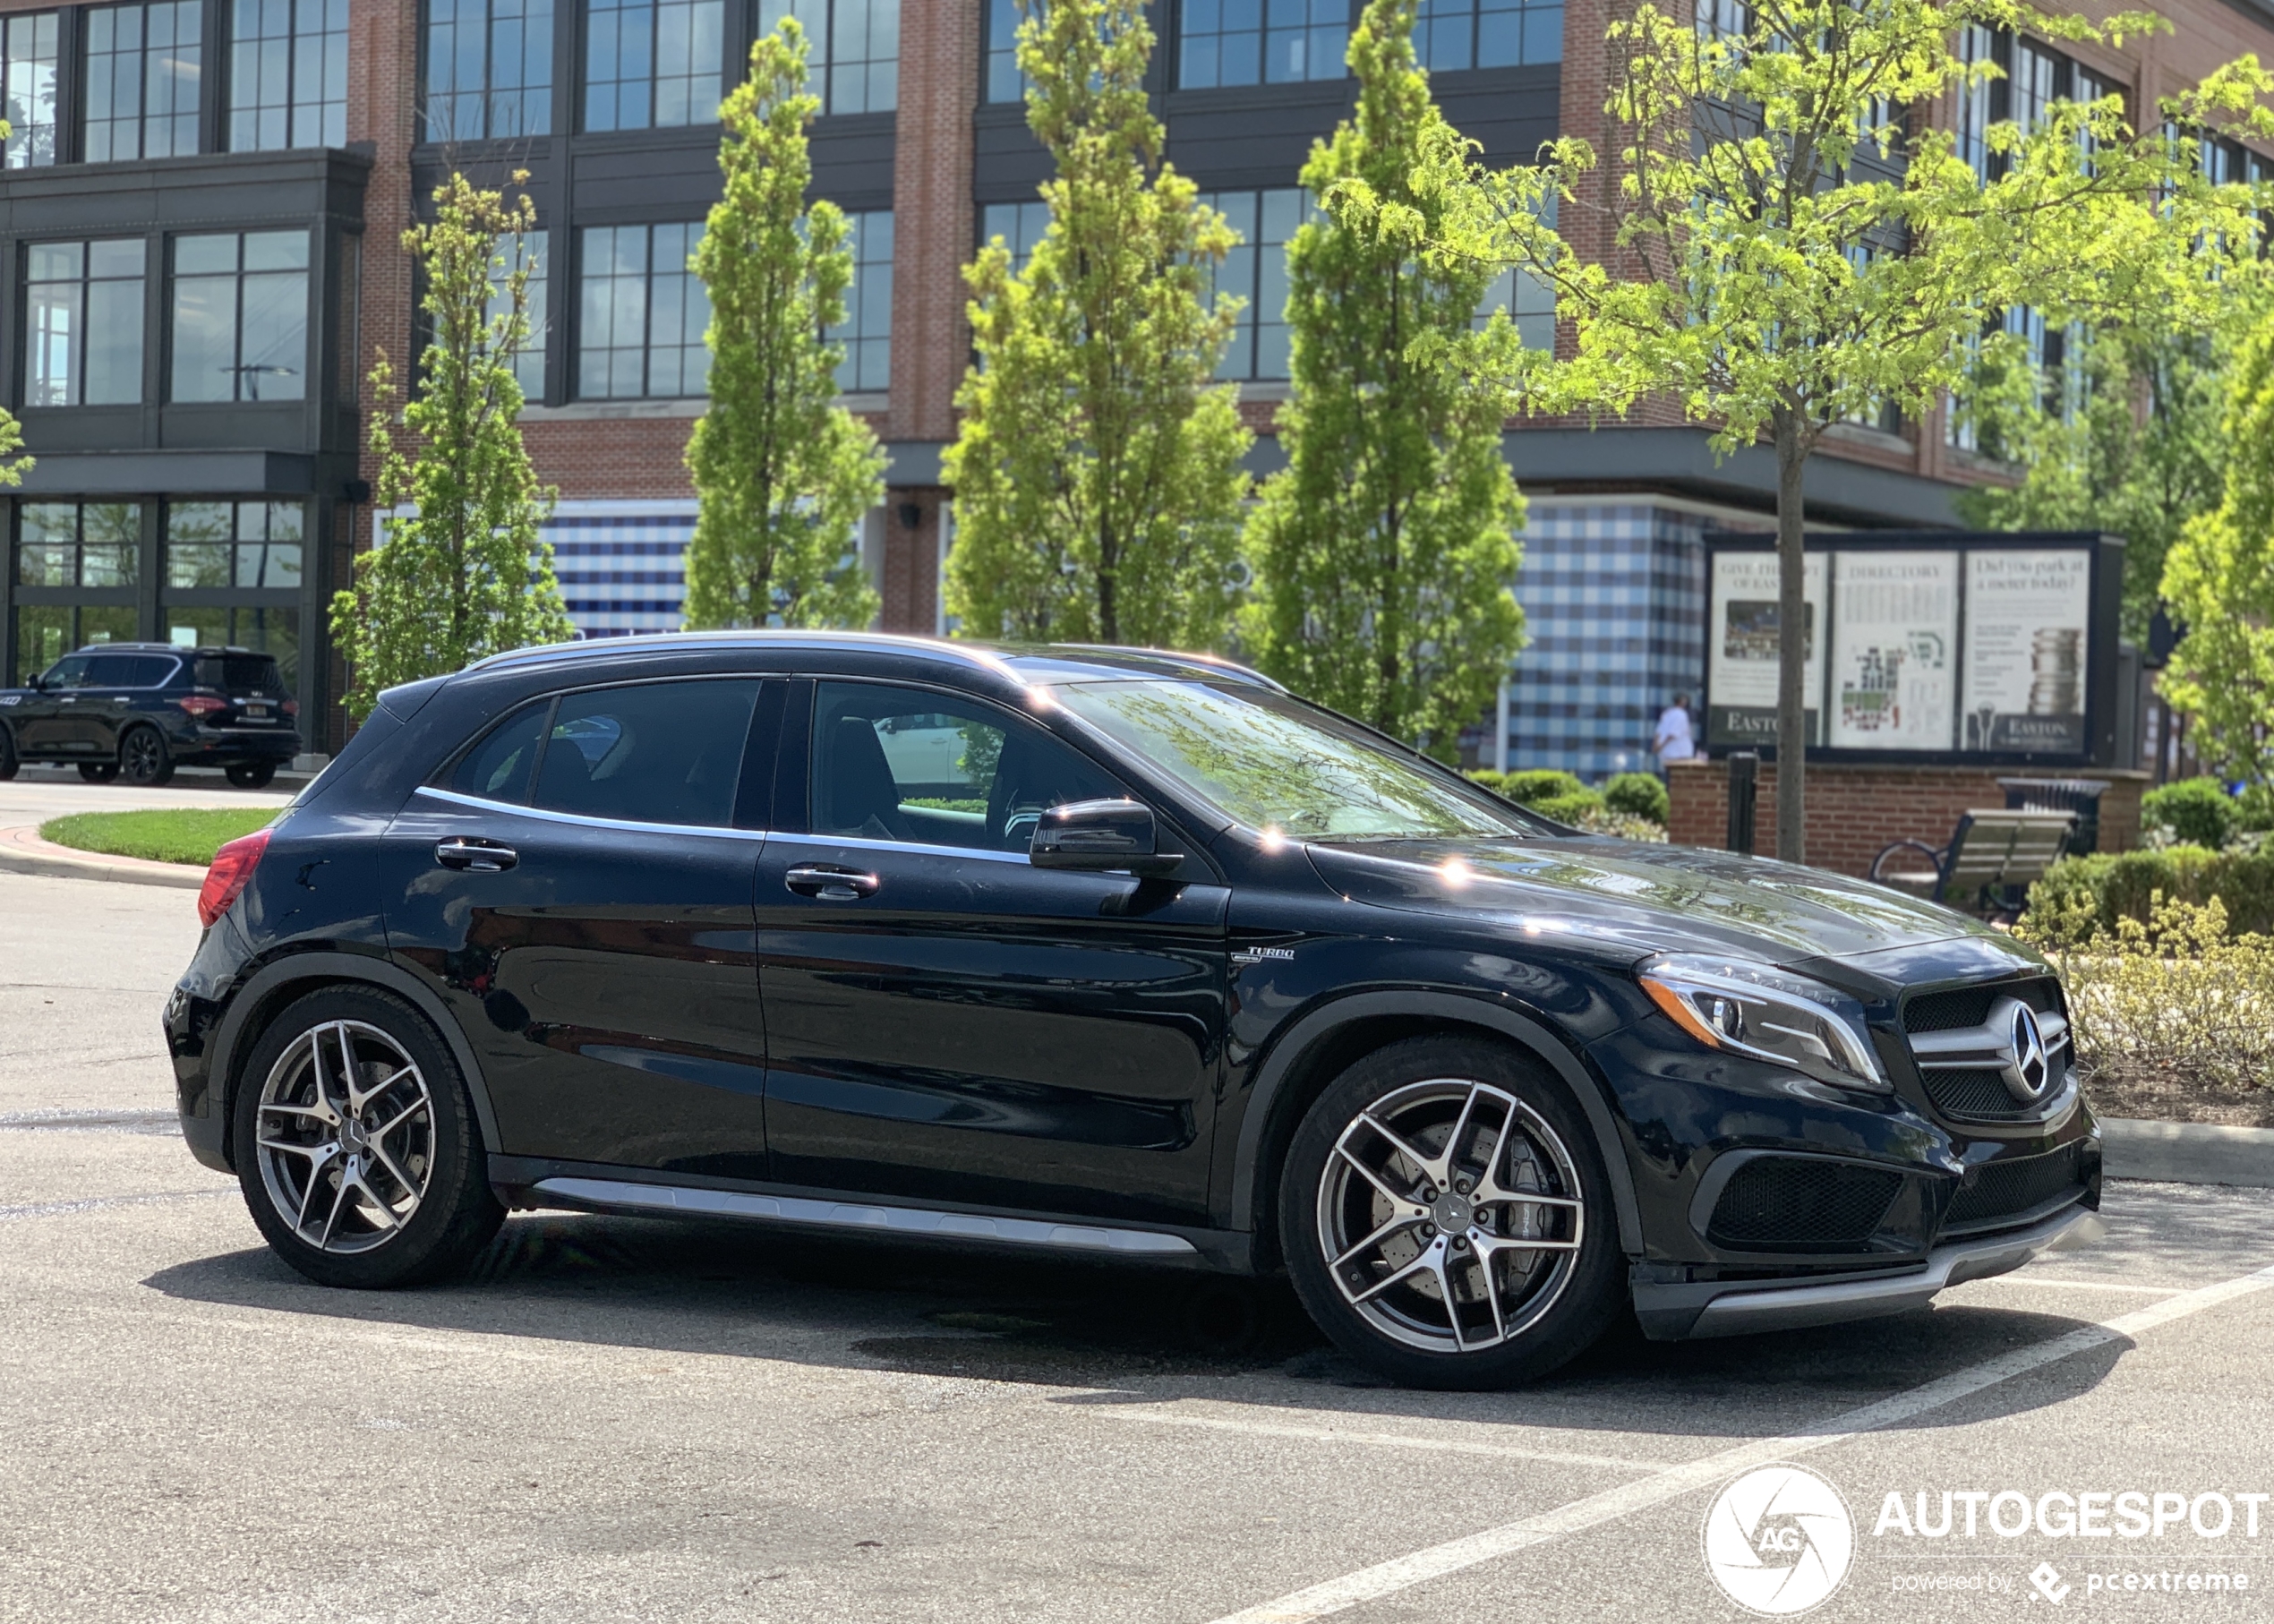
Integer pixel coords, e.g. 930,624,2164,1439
0,824,206,891
2102,1117,2274,1189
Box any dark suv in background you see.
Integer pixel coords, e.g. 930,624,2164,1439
164,633,2102,1389
0,644,300,787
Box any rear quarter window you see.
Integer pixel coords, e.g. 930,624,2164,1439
193,654,281,694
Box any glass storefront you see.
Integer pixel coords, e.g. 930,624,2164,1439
13,603,140,684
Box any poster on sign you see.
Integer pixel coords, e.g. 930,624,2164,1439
1960,550,2092,753
1706,550,1824,748
1829,551,1958,749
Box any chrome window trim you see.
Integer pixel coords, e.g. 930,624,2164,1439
415,783,770,842
767,828,1032,867
530,1175,1200,1256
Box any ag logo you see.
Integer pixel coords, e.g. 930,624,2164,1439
1702,1464,1855,1616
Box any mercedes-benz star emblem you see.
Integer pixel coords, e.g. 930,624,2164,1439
1994,996,2051,1103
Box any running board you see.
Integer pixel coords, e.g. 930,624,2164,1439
527,1175,1201,1258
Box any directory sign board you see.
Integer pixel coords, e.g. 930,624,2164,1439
1701,532,2121,765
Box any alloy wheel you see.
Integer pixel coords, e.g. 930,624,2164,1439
122,729,165,783
254,1020,435,1254
1315,1078,1585,1354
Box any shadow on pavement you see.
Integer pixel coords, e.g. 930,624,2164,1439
141,1207,2130,1436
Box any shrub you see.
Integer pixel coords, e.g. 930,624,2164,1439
1602,772,1670,825
1526,788,1609,825
1569,806,1670,842
2022,893,2274,1095
1472,768,1585,806
2021,846,2274,941
2141,776,2236,850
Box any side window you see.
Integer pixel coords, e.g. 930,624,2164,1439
448,699,551,804
42,655,92,688
133,655,179,688
86,653,141,687
811,681,1121,851
532,679,761,827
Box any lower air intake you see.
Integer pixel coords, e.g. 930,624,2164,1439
1708,1158,1905,1251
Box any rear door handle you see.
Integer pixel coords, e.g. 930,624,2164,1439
435,836,518,873
785,864,879,900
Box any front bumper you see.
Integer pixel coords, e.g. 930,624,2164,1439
1631,1199,2105,1339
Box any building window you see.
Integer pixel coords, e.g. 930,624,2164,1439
85,2,201,161
228,0,347,150
166,500,304,589
583,0,722,131
577,223,708,398
486,231,548,400
984,0,1028,103
1954,25,1995,182
1476,194,1557,353
1201,188,1305,380
1178,0,1348,89
1415,0,1560,69
17,502,141,587
171,230,310,402
1,13,61,167
761,0,895,115
26,241,147,407
979,200,1050,270
160,604,301,686
832,209,891,392
424,0,553,140
13,605,140,683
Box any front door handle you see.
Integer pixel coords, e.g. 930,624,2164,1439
785,864,880,901
435,836,518,873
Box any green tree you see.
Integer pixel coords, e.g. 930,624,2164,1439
331,172,571,722
1398,0,2272,859
683,21,884,631
1956,314,2247,644
2160,300,2274,787
943,0,1252,648
1241,0,1525,756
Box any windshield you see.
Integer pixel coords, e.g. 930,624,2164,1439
1050,680,1547,842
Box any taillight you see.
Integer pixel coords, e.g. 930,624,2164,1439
198,827,272,928
177,695,227,719
282,698,300,717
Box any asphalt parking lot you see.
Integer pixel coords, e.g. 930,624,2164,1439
5,862,2273,1624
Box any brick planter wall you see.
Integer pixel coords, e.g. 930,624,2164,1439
1666,759,2149,876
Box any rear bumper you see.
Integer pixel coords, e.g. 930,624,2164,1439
183,727,301,759
1632,1200,2106,1340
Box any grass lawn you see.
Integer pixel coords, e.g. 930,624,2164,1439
40,808,278,868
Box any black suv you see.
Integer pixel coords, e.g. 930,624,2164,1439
0,643,300,788
165,635,2101,1388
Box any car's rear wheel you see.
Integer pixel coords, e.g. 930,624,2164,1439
233,987,503,1288
119,725,173,786
226,761,277,790
1280,1035,1625,1389
78,760,119,783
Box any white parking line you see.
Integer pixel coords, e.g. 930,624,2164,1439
1094,1407,1668,1473
1203,1259,2274,1624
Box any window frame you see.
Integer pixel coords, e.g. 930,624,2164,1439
226,0,348,151
22,236,150,408
84,0,204,161
421,0,555,141
167,227,313,405
580,0,724,132
573,220,708,400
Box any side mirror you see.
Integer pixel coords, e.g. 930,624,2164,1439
1030,798,1184,877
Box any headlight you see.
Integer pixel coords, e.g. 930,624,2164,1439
1637,953,1890,1094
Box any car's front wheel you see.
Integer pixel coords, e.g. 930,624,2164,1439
226,760,277,790
119,724,173,786
78,760,119,783
1280,1036,1625,1389
233,987,503,1287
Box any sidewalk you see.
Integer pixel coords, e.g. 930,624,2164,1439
0,823,205,890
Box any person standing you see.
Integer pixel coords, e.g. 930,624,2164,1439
1654,693,1697,769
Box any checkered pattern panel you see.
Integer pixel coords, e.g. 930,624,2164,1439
1496,502,1716,782
541,501,697,637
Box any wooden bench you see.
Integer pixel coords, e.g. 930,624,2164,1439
1868,808,2080,919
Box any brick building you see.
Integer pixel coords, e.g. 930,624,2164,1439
0,0,2266,763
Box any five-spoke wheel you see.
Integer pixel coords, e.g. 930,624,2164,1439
1283,1036,1622,1388
233,987,502,1287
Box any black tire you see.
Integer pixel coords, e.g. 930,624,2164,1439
1279,1035,1625,1389
233,986,504,1288
79,760,120,783
119,725,174,787
226,760,278,790
0,725,16,781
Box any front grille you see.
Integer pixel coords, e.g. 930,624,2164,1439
1902,976,2060,1035
1709,1158,1905,1251
1942,1143,2089,1235
1902,977,2068,1123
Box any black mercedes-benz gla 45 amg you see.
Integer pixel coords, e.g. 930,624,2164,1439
166,633,2102,1388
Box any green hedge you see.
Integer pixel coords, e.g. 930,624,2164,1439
1469,769,1608,825
2139,776,2236,850
1603,772,1670,825
2022,846,2274,941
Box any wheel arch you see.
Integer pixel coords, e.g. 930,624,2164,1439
1228,991,1646,1272
207,952,501,1174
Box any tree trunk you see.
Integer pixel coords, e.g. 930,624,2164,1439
1774,415,1808,864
